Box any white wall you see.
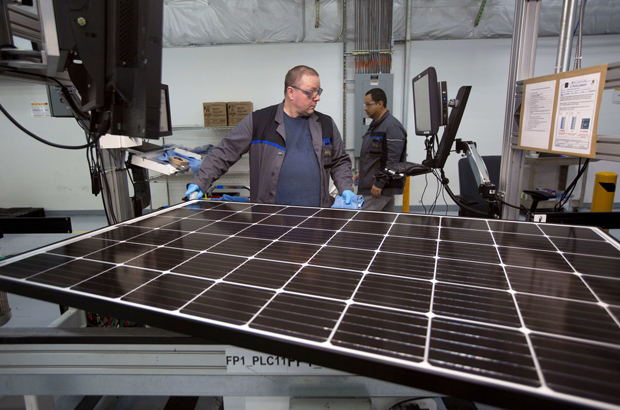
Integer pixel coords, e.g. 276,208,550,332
1,35,618,212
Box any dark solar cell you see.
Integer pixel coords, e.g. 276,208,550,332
440,228,494,245
438,241,500,264
185,209,237,221
389,224,439,239
47,238,116,258
550,237,620,258
125,229,186,246
505,266,597,302
258,214,307,227
580,275,620,306
213,202,253,211
208,237,271,257
368,252,435,280
194,201,223,210
353,211,397,223
342,220,391,235
540,225,606,241
492,232,556,251
198,221,250,236
279,228,336,245
71,266,161,298
83,242,156,264
429,319,539,386
327,231,384,251
441,217,488,230
285,266,362,299
27,259,114,288
498,247,572,272
395,213,440,226
299,217,348,231
488,220,543,235
354,274,432,313
315,209,358,219
517,294,620,344
127,216,180,229
531,334,620,406
159,208,207,218
244,204,287,214
160,218,217,232
563,253,620,278
225,259,301,289
171,253,246,280
310,247,374,271
433,283,520,327
182,283,274,325
122,274,213,311
224,213,270,224
256,241,321,264
125,247,199,271
381,236,437,257
235,224,291,240
165,233,228,251
91,226,151,242
250,293,346,342
277,207,319,216
0,254,73,279
436,259,508,290
332,305,428,361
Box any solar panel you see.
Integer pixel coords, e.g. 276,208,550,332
1,200,620,409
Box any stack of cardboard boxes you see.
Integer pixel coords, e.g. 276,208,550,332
203,101,253,127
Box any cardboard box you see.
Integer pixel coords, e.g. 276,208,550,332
203,102,228,127
227,101,253,126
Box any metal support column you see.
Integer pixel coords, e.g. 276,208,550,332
100,149,134,223
499,0,541,220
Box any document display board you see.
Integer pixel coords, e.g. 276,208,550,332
518,64,608,158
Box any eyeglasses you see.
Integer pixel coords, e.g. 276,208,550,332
290,85,323,99
363,101,377,107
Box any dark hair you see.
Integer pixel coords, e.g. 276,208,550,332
284,65,319,96
365,88,388,108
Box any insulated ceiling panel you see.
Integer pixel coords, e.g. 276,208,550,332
1,200,620,409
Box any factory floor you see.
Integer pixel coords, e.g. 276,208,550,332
0,211,618,410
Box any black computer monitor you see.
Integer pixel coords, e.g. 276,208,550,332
423,85,471,169
411,67,441,136
53,0,165,139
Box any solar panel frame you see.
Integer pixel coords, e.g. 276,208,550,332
1,200,620,410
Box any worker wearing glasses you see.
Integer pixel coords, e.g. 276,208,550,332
186,65,355,207
354,88,407,211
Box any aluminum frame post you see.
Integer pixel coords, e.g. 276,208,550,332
499,0,541,220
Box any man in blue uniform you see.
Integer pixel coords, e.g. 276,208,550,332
185,65,354,207
354,88,407,211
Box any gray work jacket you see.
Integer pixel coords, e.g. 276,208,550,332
358,110,407,197
191,103,353,207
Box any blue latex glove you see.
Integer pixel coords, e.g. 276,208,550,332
332,194,364,209
341,190,355,205
211,194,249,202
185,183,204,200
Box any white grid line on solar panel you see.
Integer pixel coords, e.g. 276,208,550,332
166,216,349,324
485,218,550,389
546,234,620,329
323,212,401,344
